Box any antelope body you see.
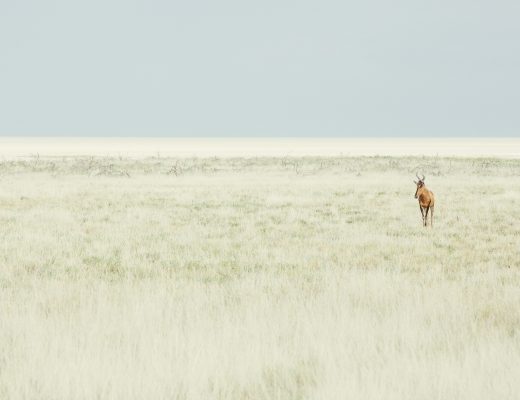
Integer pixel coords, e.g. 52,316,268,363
414,174,434,227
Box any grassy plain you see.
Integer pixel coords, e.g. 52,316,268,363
1,155,519,399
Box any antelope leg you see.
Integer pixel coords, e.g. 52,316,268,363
424,206,430,227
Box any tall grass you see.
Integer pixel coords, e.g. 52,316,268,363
1,156,519,399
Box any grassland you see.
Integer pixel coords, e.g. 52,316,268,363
1,155,519,399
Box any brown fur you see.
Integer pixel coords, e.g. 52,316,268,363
414,177,435,227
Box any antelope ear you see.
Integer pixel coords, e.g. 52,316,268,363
413,180,417,184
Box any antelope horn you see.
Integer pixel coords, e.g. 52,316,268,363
421,174,425,181
416,173,421,181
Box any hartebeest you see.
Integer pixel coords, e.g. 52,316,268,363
414,173,435,227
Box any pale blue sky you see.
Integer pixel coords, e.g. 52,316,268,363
1,0,519,137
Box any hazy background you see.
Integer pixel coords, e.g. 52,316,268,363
1,0,519,137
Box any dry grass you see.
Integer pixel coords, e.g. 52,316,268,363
1,156,519,399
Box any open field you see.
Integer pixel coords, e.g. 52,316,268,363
1,154,519,399
1,137,520,158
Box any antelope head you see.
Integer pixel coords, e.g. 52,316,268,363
414,173,425,199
